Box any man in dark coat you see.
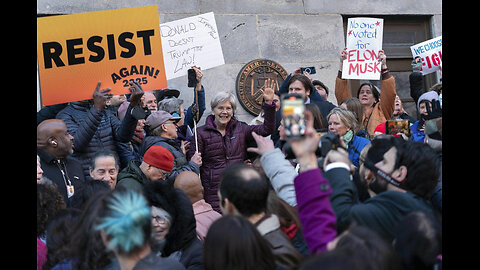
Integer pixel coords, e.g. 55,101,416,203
56,81,145,180
218,163,303,269
116,145,174,193
279,69,336,125
323,137,440,242
37,119,85,206
140,110,202,185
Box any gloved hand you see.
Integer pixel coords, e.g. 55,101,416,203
423,99,442,120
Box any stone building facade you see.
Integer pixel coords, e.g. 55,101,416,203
37,0,442,124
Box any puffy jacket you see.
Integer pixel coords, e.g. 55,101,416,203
348,135,371,168
56,102,138,180
188,102,276,212
294,169,337,254
139,136,200,184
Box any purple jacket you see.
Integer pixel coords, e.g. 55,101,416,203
294,168,337,254
188,102,275,212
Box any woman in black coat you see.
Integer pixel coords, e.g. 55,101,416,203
145,180,204,270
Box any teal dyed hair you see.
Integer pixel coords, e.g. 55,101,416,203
95,189,151,254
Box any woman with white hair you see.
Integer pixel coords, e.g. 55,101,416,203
187,79,276,213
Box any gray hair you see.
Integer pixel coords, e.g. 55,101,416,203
158,97,184,115
210,91,237,112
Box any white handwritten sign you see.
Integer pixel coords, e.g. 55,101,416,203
410,36,442,75
160,12,225,80
342,17,384,80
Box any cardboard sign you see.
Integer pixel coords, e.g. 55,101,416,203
342,17,384,80
410,36,442,75
37,6,167,106
160,12,225,80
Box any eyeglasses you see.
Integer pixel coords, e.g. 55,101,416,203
158,171,170,179
152,215,169,225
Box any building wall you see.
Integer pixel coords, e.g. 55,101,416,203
37,0,442,124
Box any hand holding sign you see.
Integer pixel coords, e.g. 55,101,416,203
342,17,384,80
378,49,387,69
410,36,442,75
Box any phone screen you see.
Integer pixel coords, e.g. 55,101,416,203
282,95,306,138
300,66,316,74
385,120,410,135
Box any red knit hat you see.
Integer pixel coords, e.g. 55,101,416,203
143,145,174,171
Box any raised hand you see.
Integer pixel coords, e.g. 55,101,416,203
128,80,145,107
260,78,276,105
92,81,112,111
378,49,387,69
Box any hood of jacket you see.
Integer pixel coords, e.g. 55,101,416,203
417,91,439,111
144,181,197,256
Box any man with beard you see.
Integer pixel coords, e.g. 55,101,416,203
323,137,439,242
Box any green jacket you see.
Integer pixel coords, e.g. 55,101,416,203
325,167,435,242
116,159,150,193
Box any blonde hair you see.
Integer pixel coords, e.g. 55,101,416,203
327,107,359,133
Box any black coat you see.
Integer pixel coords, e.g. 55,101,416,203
56,102,138,180
145,181,203,270
325,167,435,242
139,136,200,184
37,149,85,206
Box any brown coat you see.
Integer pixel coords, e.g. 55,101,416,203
335,70,397,136
255,214,303,268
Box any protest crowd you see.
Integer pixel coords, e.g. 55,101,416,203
37,43,442,270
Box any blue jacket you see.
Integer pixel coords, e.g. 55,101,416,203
410,120,425,142
348,135,371,167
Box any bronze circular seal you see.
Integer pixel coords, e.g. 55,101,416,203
236,59,288,116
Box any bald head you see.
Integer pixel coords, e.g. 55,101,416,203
37,119,74,158
174,171,204,204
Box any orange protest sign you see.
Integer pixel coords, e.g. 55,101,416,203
37,6,167,106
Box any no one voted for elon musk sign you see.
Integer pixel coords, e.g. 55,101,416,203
344,49,382,75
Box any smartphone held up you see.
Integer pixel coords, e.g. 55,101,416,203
385,120,410,136
282,93,306,138
187,68,198,87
